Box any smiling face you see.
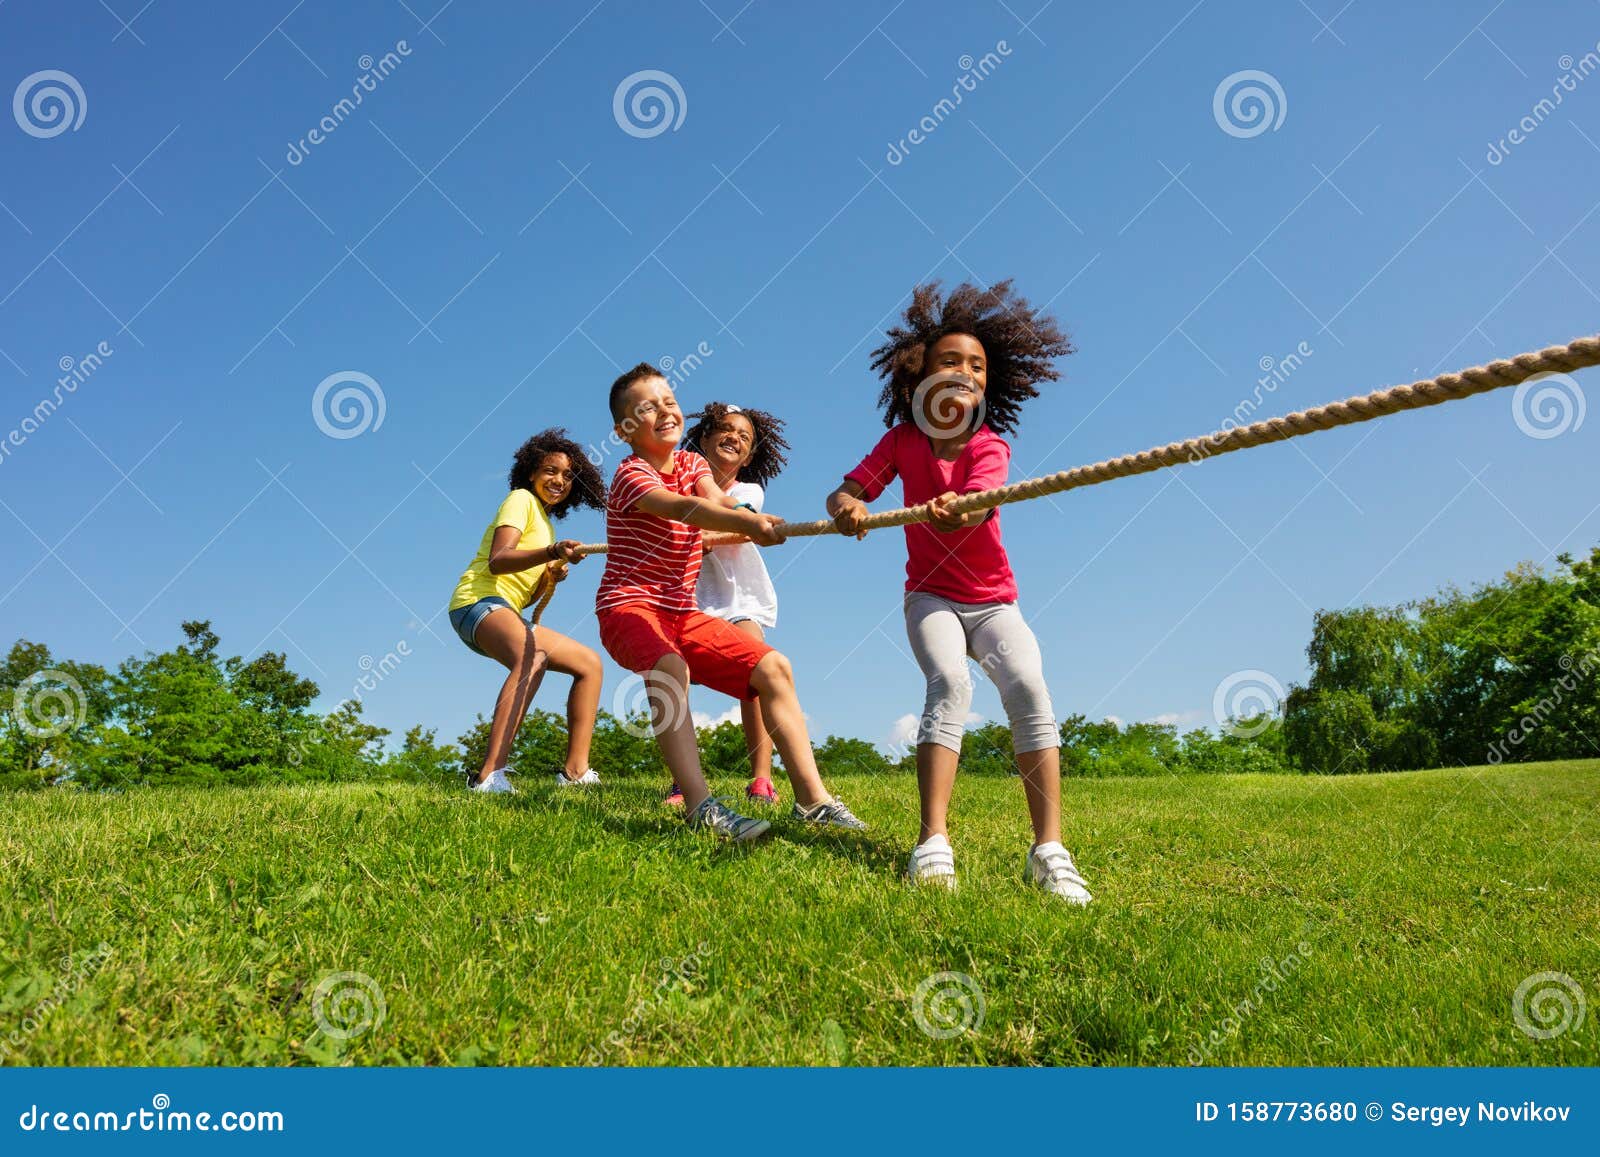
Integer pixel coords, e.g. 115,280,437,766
699,411,755,478
615,375,683,455
530,451,575,509
913,332,988,435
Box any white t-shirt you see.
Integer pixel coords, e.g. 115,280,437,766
696,481,778,628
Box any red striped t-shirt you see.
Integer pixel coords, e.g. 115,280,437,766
596,451,712,613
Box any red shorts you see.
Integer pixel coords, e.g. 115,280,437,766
597,604,773,701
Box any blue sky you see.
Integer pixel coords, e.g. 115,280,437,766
2,0,1598,755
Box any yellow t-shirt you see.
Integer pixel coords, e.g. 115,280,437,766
449,489,554,614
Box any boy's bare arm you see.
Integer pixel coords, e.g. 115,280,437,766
635,488,786,545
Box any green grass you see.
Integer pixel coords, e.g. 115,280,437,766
2,761,1597,1066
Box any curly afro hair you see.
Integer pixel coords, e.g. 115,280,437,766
685,402,791,488
868,279,1073,435
507,428,606,520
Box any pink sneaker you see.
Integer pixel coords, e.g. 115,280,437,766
746,777,780,805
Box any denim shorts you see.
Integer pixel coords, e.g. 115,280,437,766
448,596,520,657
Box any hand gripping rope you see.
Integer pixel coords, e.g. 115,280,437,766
528,335,1600,624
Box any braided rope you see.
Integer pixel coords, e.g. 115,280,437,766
563,335,1598,559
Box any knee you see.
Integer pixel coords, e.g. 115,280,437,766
751,650,793,693
575,647,603,682
926,664,973,713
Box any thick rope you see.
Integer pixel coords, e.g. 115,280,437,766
560,335,1598,560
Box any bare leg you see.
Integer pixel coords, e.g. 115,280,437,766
749,651,830,810
733,621,773,780
1016,746,1062,846
537,625,603,779
916,742,960,843
649,654,712,811
472,609,550,782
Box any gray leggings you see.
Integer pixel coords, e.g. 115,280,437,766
904,592,1060,755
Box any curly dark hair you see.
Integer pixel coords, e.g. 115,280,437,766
868,279,1073,435
684,402,790,488
507,428,605,520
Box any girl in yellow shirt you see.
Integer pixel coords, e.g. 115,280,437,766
448,429,606,793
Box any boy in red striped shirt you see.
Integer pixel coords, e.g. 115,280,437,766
597,363,867,841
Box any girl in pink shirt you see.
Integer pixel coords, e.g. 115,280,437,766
826,280,1093,905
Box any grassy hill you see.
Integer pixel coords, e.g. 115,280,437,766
2,761,1596,1066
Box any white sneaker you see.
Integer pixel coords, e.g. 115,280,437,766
554,768,601,787
907,833,957,890
1026,841,1093,905
468,768,517,795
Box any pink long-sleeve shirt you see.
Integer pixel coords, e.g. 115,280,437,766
843,423,1019,604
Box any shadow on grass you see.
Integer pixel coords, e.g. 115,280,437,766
503,780,903,871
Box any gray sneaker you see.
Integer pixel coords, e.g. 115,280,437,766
687,796,771,842
793,797,868,831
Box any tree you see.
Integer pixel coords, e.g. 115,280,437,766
814,735,897,777
0,641,112,788
388,726,462,785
